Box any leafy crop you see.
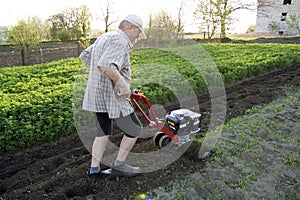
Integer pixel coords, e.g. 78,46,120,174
1,43,300,155
0,58,80,153
203,43,300,85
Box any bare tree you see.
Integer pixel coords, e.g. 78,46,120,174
100,0,117,32
176,0,185,38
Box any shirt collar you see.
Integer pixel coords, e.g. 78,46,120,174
116,29,133,49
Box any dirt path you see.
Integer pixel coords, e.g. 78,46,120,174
0,62,299,200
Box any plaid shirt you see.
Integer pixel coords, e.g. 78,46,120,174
79,29,134,118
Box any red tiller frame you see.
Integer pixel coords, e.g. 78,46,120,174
130,93,179,144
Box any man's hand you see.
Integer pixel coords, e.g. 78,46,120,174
98,66,131,99
115,77,131,98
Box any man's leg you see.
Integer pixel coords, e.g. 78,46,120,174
112,113,142,176
115,112,142,161
91,135,110,168
116,135,138,162
89,113,111,173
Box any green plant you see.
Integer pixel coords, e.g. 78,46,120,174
1,44,300,155
284,155,298,167
268,22,280,34
286,13,300,34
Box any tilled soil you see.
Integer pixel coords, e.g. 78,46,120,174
0,62,299,200
153,86,300,199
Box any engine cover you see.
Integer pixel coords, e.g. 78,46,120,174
165,109,201,135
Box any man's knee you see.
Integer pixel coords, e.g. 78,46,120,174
116,113,143,138
124,125,143,138
94,112,112,137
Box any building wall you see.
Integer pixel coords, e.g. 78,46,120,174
255,0,300,35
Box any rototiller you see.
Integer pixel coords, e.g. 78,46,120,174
99,88,202,177
130,87,201,148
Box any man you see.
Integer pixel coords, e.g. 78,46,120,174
79,14,146,182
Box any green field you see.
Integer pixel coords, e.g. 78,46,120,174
1,43,300,155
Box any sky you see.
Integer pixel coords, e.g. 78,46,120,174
0,0,257,34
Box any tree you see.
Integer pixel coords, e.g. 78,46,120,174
194,0,254,38
175,0,186,38
47,13,69,40
155,11,177,31
47,5,91,43
194,0,219,41
148,10,178,41
8,17,44,65
100,0,117,32
76,5,92,47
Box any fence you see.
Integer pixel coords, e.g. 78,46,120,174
0,41,84,67
0,33,219,67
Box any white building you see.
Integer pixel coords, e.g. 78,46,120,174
0,27,8,43
255,0,300,35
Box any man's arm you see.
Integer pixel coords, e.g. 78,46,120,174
98,66,131,98
79,45,93,68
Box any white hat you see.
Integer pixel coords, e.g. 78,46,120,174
124,14,147,39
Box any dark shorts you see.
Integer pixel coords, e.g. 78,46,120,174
94,112,142,138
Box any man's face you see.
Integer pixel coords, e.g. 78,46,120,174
128,25,141,42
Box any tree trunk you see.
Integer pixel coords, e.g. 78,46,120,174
220,18,226,38
21,49,25,66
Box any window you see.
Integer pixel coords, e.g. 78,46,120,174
283,0,291,5
281,13,287,21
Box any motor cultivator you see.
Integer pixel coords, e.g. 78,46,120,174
131,88,201,148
